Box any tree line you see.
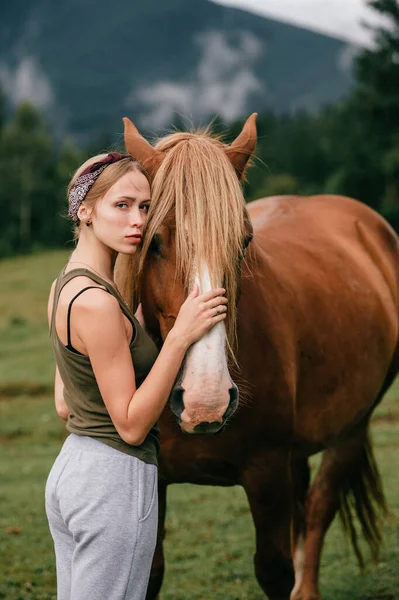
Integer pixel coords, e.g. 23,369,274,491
0,0,398,257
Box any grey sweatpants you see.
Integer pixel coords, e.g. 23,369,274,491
45,434,158,600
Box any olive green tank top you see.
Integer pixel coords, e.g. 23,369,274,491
50,267,160,465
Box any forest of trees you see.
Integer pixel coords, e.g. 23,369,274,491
0,0,398,257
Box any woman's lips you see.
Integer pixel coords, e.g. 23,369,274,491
126,235,142,243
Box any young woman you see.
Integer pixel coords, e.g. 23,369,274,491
46,152,228,600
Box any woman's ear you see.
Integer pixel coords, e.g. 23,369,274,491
77,203,92,224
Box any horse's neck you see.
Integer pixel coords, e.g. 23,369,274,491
237,241,297,402
239,240,291,337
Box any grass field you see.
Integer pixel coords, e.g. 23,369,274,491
0,250,398,600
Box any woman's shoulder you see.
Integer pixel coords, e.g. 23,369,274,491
47,279,58,325
51,274,118,322
59,278,116,313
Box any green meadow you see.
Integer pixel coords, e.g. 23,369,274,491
0,251,398,600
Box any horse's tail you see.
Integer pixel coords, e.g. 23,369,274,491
338,428,388,568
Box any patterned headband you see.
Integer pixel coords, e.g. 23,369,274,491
68,152,131,223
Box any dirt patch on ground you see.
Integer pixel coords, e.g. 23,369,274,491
372,412,399,425
0,383,52,400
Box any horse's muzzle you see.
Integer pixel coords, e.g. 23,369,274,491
169,383,239,434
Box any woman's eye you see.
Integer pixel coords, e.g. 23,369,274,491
140,204,150,213
116,202,128,209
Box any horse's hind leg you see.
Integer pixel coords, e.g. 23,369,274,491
145,480,168,600
243,448,295,600
291,423,386,600
290,458,311,600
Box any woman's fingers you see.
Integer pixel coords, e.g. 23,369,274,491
197,288,225,303
208,305,227,317
188,283,199,299
211,312,227,323
205,296,228,309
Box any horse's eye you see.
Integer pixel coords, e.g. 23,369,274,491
243,233,253,250
149,235,162,256
239,233,253,259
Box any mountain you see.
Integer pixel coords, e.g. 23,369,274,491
0,0,356,142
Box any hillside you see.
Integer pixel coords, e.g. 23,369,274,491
0,0,355,141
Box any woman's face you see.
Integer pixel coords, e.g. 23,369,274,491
88,168,151,254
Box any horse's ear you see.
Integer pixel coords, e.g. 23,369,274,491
123,117,163,181
225,113,257,179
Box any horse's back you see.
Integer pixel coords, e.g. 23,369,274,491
248,194,399,308
243,194,399,443
249,194,396,246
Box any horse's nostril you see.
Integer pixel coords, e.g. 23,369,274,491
223,384,239,420
230,384,239,404
169,385,184,418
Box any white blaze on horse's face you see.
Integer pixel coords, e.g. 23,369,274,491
170,264,239,434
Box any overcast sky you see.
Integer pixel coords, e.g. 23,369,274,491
212,0,385,46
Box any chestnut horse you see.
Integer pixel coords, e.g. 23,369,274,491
116,114,399,600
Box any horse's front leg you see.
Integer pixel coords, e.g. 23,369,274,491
243,449,295,600
145,479,168,600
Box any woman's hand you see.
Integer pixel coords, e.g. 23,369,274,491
170,284,228,348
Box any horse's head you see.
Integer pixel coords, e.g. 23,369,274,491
121,115,257,434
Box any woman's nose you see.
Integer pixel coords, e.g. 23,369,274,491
130,208,144,228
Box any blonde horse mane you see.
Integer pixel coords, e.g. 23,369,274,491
116,128,248,352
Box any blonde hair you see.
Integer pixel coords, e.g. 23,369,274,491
67,154,145,241
117,130,247,354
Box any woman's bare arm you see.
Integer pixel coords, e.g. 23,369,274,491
72,285,227,445
54,366,70,421
47,281,70,421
